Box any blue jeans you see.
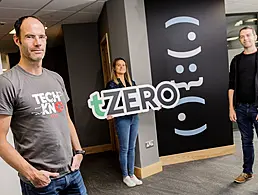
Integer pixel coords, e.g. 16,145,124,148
235,103,258,174
115,115,139,177
20,170,87,195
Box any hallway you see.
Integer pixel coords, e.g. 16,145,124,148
81,131,258,195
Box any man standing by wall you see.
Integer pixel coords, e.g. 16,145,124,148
0,16,87,194
229,26,258,184
0,52,21,195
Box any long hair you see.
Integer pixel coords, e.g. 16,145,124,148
111,57,132,86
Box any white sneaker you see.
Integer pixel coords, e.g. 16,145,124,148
130,175,143,185
123,176,136,187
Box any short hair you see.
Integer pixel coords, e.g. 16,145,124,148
14,16,45,38
239,26,257,37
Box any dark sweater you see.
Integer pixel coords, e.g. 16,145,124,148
229,51,258,105
106,78,135,89
105,78,136,107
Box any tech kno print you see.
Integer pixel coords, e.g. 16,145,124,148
87,81,180,119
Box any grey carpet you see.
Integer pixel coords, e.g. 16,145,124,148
80,131,258,195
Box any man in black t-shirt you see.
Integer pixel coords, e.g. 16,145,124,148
229,26,258,184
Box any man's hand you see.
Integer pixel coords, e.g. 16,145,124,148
229,108,237,122
256,114,258,121
71,154,83,171
30,170,59,188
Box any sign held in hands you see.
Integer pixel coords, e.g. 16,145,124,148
88,81,180,119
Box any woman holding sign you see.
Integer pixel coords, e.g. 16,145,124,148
106,58,143,187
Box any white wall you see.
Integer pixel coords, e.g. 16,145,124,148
0,54,21,195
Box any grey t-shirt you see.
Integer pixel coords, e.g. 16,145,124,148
0,65,73,180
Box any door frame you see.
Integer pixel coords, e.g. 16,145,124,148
99,33,118,152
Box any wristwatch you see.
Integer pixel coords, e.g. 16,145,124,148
74,150,86,156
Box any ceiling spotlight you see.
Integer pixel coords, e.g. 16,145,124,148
0,22,6,26
9,29,15,34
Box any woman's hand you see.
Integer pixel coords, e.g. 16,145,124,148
106,115,113,120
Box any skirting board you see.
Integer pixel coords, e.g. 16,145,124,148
83,144,235,179
134,161,163,179
160,144,236,166
83,144,112,155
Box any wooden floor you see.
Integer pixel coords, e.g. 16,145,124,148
80,131,258,195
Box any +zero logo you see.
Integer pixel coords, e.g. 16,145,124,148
87,81,180,120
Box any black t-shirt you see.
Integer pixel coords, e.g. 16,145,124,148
237,52,257,104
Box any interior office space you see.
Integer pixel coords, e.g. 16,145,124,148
1,0,258,194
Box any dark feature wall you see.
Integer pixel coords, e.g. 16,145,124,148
62,23,110,147
144,0,233,156
98,3,109,43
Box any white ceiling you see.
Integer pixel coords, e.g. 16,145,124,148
0,0,108,53
225,0,258,14
0,0,258,53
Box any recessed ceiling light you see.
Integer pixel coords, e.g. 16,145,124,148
9,29,15,34
235,20,243,27
246,18,257,23
227,36,239,41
